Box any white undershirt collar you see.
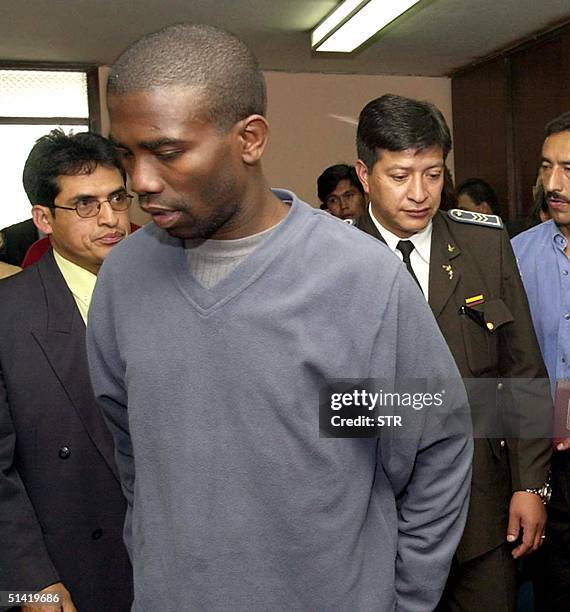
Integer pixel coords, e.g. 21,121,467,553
369,203,432,299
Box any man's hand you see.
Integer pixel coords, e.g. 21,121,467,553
506,491,547,559
22,582,77,612
555,437,570,451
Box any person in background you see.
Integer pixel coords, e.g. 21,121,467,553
512,110,570,612
0,129,133,612
0,261,20,279
0,217,40,266
317,163,366,220
457,177,501,216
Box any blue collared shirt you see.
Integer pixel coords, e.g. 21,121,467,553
512,220,570,389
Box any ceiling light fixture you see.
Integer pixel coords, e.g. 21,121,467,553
311,0,422,53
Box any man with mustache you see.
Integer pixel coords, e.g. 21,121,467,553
512,111,570,611
0,130,133,611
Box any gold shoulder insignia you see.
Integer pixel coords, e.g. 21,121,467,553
447,209,503,229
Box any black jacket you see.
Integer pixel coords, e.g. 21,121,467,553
0,218,38,266
0,251,132,610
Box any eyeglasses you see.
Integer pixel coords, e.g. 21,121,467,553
53,192,134,218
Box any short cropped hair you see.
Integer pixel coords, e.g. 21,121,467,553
357,93,452,170
545,111,570,137
457,178,500,215
107,23,267,132
22,129,123,209
317,164,364,204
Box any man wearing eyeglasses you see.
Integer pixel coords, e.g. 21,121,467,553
0,129,133,611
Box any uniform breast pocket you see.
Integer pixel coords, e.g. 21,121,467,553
461,298,514,375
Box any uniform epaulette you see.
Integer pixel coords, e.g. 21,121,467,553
447,208,503,229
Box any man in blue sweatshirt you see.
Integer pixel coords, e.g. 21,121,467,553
87,23,473,612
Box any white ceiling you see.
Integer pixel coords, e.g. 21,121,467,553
2,0,570,76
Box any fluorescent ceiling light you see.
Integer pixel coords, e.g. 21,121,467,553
311,0,364,48
312,0,421,53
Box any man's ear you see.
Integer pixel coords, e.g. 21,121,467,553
32,205,55,235
355,160,371,195
237,115,269,165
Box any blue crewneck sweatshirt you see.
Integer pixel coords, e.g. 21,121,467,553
87,190,472,612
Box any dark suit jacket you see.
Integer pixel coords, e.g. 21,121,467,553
358,209,552,563
0,218,38,266
0,251,132,611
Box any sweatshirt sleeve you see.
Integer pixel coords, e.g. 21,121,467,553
373,269,473,612
86,273,135,557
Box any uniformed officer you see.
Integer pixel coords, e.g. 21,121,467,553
355,93,552,612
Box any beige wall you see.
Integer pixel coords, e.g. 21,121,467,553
264,71,452,206
98,68,452,218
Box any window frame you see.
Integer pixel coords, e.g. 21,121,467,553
0,61,101,133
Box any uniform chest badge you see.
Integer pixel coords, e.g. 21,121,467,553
442,264,453,280
465,294,485,306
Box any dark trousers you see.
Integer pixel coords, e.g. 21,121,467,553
436,543,517,612
532,453,570,612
